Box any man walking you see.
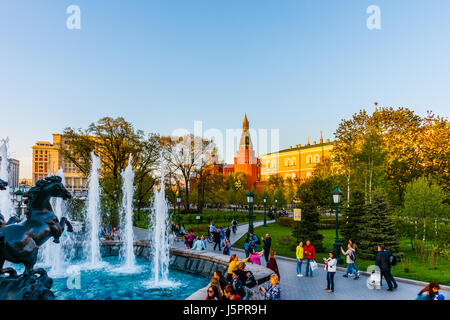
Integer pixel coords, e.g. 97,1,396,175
261,233,272,266
375,245,398,291
213,229,221,251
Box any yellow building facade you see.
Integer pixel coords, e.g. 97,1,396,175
32,134,87,191
260,133,333,182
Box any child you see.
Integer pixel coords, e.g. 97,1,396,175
323,251,337,293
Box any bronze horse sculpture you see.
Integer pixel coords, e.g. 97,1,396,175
0,176,73,277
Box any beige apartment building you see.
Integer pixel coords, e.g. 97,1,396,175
32,134,87,191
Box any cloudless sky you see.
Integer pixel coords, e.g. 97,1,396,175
0,0,449,178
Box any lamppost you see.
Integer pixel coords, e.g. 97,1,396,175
332,187,343,264
263,195,267,226
14,188,24,218
176,194,182,227
246,192,254,234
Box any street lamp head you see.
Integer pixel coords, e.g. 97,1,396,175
332,187,342,204
176,194,182,203
246,192,254,204
15,189,24,202
263,196,267,203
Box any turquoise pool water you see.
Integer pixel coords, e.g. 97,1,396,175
11,256,209,300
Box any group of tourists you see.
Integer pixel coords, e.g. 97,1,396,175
205,253,281,300
294,238,402,294
99,226,120,241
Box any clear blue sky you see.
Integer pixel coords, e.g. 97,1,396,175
0,0,449,178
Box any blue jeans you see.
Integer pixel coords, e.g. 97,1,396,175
345,263,359,277
305,259,313,276
296,259,303,274
327,272,335,291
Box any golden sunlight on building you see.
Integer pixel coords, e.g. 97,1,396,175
32,134,87,191
260,131,333,182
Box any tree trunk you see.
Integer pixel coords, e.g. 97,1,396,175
346,172,351,208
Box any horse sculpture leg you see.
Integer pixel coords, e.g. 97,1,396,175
52,217,73,244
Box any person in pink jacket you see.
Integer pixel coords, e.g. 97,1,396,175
249,248,264,265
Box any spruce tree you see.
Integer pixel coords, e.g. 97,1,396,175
341,190,365,245
358,193,400,260
295,201,324,252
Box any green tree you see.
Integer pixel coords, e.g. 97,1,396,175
401,176,449,242
340,190,365,244
296,179,324,252
358,193,400,260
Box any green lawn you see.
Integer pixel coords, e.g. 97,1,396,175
134,209,267,235
233,223,450,285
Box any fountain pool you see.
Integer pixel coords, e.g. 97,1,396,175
11,256,209,300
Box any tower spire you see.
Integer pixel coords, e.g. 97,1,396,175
320,131,323,144
243,113,249,131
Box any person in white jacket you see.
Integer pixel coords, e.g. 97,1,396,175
341,243,359,279
323,251,337,293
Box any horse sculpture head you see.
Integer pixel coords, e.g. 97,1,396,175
23,176,71,215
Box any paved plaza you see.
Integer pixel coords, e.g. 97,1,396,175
138,220,439,300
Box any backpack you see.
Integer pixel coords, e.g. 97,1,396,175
351,250,357,262
389,254,397,266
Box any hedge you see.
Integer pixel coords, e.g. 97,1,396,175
277,217,343,229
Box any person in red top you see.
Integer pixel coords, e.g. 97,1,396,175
304,240,316,277
223,285,242,300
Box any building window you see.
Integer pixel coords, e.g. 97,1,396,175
307,156,312,164
285,159,290,167
314,154,320,163
292,158,296,166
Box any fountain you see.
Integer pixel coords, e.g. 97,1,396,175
39,169,72,277
0,139,14,221
144,156,177,288
84,151,103,268
115,155,139,273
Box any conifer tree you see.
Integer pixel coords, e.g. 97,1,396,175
358,193,400,260
341,190,365,245
295,180,324,252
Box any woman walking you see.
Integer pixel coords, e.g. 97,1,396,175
341,241,359,279
323,251,337,293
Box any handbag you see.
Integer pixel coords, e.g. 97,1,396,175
310,260,318,271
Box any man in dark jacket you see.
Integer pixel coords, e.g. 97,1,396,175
375,245,398,291
213,229,221,251
262,234,272,266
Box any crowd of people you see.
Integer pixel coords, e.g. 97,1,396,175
205,255,281,300
173,218,445,301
